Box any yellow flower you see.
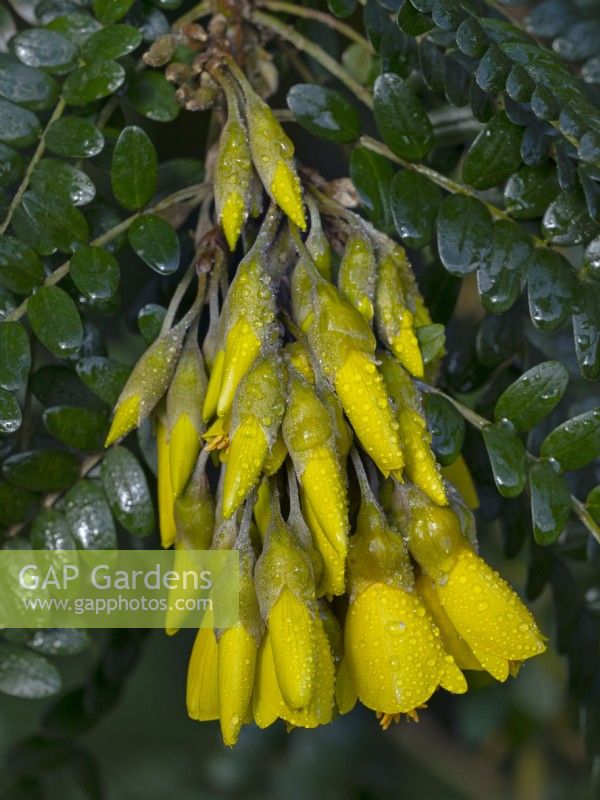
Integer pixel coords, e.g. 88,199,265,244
375,248,424,378
270,160,306,229
214,77,252,251
380,354,447,506
344,581,467,716
283,369,349,559
187,628,218,721
301,490,346,598
156,417,176,549
253,620,334,729
222,356,285,519
105,394,140,447
434,549,546,681
338,231,376,324
442,455,479,509
217,624,257,745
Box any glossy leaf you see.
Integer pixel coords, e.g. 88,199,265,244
127,214,180,275
43,405,108,451
92,0,135,24
573,281,600,380
542,189,600,246
30,364,102,409
423,393,465,466
287,83,360,143
0,236,43,294
540,408,600,471
0,141,23,186
0,321,30,390
76,356,130,406
390,169,441,249
12,189,89,255
482,422,528,498
30,159,96,207
127,72,179,123
527,249,574,331
350,145,394,232
0,644,61,699
0,97,40,147
462,112,523,190
504,163,559,219
28,286,83,358
63,479,117,549
138,303,166,345
436,194,493,275
111,125,158,210
0,59,59,111
25,629,90,656
373,72,434,161
10,28,77,73
70,245,119,301
30,508,76,550
3,448,80,492
477,219,532,313
45,116,105,158
495,361,569,431
0,387,21,433
63,59,125,106
81,24,142,61
101,446,154,537
529,460,571,545
0,482,38,527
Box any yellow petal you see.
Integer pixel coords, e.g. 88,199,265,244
187,628,218,721
157,419,176,549
253,477,271,540
302,493,346,597
435,549,546,680
397,407,447,506
345,583,466,715
218,318,261,418
253,631,284,729
218,625,257,746
270,159,306,230
169,412,201,498
221,190,246,252
442,455,479,510
203,349,225,423
105,394,140,447
416,574,482,671
268,587,316,710
334,350,404,475
301,446,348,557
335,656,357,715
389,308,424,378
222,416,268,519
263,432,287,476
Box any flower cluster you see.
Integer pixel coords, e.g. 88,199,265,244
105,62,546,746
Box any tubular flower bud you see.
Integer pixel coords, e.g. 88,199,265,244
253,477,271,538
375,248,423,379
214,78,253,251
203,214,279,422
241,78,306,228
156,416,176,549
301,490,346,598
306,197,332,281
283,368,349,558
106,311,196,446
167,329,207,497
442,455,479,510
379,354,447,506
284,341,314,384
338,230,377,324
254,505,319,710
187,628,219,721
304,278,403,475
217,546,262,746
343,470,466,719
222,356,285,519
400,490,546,681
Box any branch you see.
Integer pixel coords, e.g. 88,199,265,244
251,9,374,109
0,97,66,236
418,383,600,546
256,0,374,52
5,182,209,323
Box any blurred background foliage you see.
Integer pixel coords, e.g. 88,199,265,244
0,0,599,797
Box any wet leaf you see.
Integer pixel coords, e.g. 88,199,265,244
3,449,80,492
0,321,30,390
495,361,569,431
28,286,83,358
437,194,493,275
287,83,360,143
373,72,434,161
482,422,528,498
128,214,180,275
70,246,119,301
111,125,158,210
43,405,108,452
0,644,61,699
63,479,117,549
101,446,154,537
529,460,571,545
540,408,600,471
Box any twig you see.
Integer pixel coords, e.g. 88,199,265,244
0,97,66,236
6,183,209,323
252,9,374,109
256,0,374,52
171,0,211,28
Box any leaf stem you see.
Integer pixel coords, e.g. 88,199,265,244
418,383,600,546
251,9,374,109
0,96,66,237
6,182,209,323
256,0,374,52
172,0,211,27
